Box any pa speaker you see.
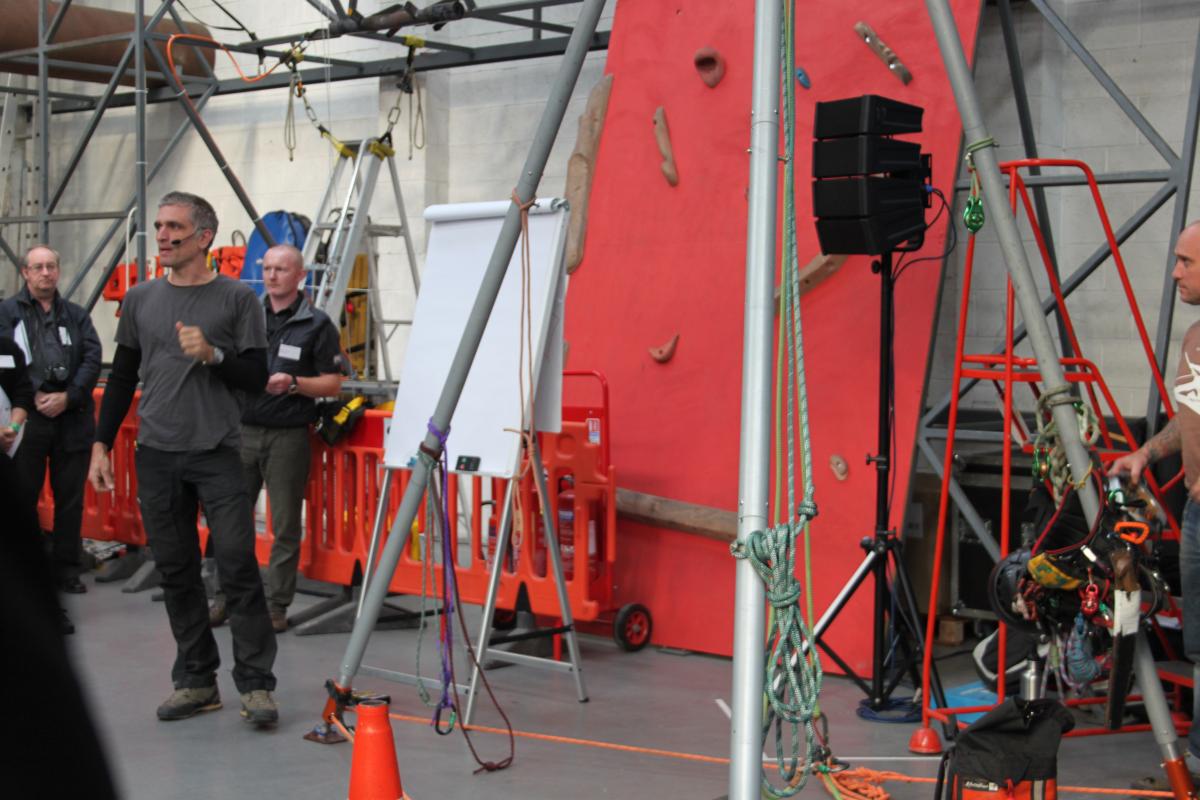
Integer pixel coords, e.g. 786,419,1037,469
812,94,929,255
813,94,924,139
813,177,925,218
816,208,926,256
812,136,922,179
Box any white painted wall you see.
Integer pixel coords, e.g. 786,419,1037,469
0,0,611,372
927,0,1200,426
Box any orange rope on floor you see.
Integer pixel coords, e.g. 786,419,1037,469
388,711,727,765
387,712,1173,797
824,768,893,800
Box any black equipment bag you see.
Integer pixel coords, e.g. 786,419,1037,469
934,699,1074,800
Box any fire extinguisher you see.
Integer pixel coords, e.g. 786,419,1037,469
558,477,576,580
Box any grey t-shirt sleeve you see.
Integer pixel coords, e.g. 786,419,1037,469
234,285,267,353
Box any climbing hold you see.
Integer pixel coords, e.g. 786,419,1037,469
649,334,680,363
794,67,811,89
652,107,679,187
854,21,912,85
563,75,613,274
693,46,726,88
829,454,849,481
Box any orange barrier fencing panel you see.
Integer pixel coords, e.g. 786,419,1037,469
77,377,619,626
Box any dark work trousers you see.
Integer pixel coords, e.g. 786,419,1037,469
14,412,88,579
135,444,277,693
241,424,312,611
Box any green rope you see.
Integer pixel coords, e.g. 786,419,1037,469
729,1,823,795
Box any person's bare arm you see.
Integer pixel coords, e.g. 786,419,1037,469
1107,416,1181,485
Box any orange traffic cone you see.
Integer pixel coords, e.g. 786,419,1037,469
348,700,404,800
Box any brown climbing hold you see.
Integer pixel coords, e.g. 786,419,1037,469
563,75,613,274
693,46,726,88
830,454,849,481
649,334,680,363
652,106,679,187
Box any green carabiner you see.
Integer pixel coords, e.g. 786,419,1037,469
963,195,985,233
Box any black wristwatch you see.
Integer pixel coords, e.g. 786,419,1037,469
288,375,299,395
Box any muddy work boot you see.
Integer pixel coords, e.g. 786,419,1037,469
156,686,222,721
240,690,279,726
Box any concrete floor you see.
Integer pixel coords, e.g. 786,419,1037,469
64,572,1172,799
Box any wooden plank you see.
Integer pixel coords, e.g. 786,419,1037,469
773,253,848,310
616,487,736,543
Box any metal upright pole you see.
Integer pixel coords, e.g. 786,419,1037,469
37,0,49,244
728,0,780,796
925,0,1099,524
134,0,148,280
333,0,606,690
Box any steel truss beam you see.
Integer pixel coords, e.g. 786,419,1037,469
1,0,609,305
50,30,610,114
915,1,1200,585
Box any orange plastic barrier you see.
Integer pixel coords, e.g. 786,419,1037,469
102,258,164,308
209,245,246,280
62,377,618,624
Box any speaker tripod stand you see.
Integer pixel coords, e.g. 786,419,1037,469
806,250,951,720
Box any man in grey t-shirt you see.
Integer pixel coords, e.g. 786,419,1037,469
89,191,279,727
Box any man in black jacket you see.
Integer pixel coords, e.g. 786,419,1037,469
0,245,102,594
210,244,342,633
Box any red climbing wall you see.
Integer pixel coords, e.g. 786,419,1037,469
566,0,983,671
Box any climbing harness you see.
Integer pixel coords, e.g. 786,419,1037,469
729,1,822,795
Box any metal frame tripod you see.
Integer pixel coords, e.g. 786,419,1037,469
807,250,950,715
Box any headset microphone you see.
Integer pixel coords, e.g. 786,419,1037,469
168,229,200,247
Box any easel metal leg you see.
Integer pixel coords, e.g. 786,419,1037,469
357,470,393,619
464,480,516,726
529,434,588,704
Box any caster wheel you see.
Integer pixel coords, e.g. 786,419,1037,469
614,603,652,652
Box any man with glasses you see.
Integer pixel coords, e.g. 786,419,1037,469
0,245,101,601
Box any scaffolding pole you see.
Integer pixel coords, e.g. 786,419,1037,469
728,0,779,796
